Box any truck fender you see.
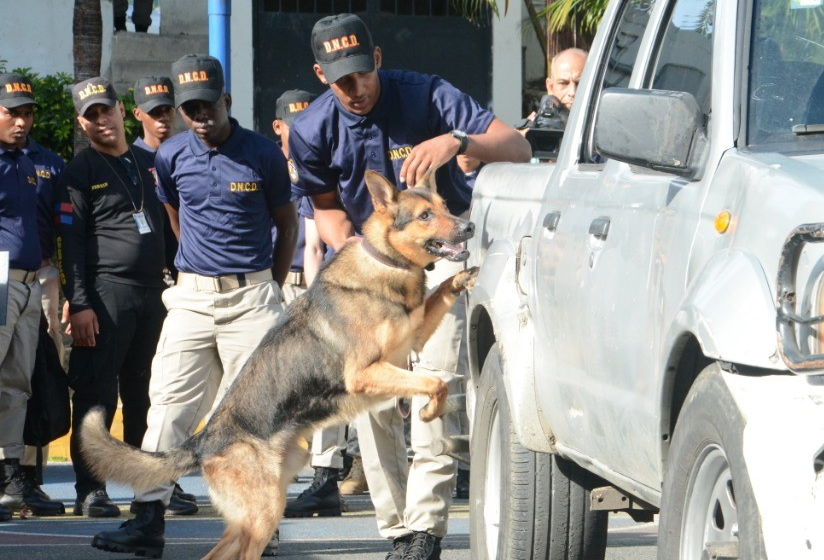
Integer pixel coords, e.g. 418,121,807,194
669,249,779,369
468,238,554,453
721,371,824,559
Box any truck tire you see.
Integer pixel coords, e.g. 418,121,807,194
658,363,766,559
470,345,608,560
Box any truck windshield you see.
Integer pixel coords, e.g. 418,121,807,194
748,0,824,151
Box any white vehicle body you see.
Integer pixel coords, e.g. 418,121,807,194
465,0,824,558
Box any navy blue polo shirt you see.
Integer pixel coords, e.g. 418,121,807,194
22,138,65,260
133,136,156,153
289,69,494,231
0,147,41,271
155,118,291,276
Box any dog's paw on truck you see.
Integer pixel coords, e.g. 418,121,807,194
461,0,824,559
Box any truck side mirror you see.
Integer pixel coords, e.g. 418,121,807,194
594,88,708,180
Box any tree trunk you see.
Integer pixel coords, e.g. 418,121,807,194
72,0,103,155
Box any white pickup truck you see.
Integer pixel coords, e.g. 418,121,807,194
464,0,824,559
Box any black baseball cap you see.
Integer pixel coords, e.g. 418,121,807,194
0,73,38,108
171,54,224,107
311,13,375,85
276,90,316,124
134,76,175,112
71,77,118,117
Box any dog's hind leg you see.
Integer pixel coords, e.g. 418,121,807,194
200,525,241,560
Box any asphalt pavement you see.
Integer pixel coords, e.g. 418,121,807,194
0,462,657,560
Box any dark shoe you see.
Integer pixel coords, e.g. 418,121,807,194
167,492,198,515
0,503,11,522
114,15,126,32
261,529,279,557
454,468,469,499
134,24,149,32
385,534,413,560
339,451,353,481
402,531,441,560
284,467,341,518
20,466,62,505
0,459,65,516
173,483,197,503
130,492,198,516
74,488,120,517
92,500,165,559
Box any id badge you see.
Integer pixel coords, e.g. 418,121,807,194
133,211,151,234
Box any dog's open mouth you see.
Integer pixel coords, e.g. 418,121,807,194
425,239,470,262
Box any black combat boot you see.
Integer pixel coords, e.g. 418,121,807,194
114,15,126,32
0,503,11,522
0,459,65,516
92,500,165,559
402,531,442,560
283,467,341,517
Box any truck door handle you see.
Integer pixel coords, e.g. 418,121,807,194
543,212,562,232
589,217,610,240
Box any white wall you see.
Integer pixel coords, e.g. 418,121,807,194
0,1,74,76
492,2,526,125
230,0,254,129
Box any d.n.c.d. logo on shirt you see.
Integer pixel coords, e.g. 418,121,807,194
230,181,259,192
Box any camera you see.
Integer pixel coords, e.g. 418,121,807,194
521,95,568,161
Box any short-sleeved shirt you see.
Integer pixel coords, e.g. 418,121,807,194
133,136,156,153
22,138,65,260
288,69,495,231
154,118,291,276
0,147,41,271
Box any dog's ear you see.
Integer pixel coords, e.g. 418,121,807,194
364,170,398,211
418,170,438,193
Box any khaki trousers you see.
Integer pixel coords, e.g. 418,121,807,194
357,258,468,539
0,278,42,460
136,279,283,504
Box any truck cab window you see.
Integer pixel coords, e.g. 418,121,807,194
649,0,715,117
583,0,654,163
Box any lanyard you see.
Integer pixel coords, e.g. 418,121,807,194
94,147,144,213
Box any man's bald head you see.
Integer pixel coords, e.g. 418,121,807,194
546,48,588,111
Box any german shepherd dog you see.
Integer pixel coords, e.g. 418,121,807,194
80,170,478,560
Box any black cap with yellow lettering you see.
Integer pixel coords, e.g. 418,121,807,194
71,77,117,117
134,76,175,112
171,54,224,107
311,13,375,85
0,73,38,109
276,90,316,125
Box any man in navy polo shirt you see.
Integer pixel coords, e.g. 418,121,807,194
288,13,530,560
92,54,296,558
0,72,64,520
10,74,68,514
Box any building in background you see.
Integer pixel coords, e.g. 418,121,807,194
0,0,543,135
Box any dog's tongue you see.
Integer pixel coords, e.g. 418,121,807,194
440,242,470,262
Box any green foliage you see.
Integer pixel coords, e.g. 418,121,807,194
13,68,75,163
119,88,140,145
10,68,141,161
542,0,610,35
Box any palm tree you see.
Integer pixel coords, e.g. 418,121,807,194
72,0,103,154
456,0,605,60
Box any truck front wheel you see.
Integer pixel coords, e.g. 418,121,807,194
469,345,608,560
658,363,766,559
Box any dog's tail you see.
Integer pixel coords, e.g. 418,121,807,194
80,407,200,493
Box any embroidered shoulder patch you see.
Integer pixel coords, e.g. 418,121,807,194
288,158,299,184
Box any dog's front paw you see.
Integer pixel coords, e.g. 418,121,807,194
449,266,479,296
419,379,448,422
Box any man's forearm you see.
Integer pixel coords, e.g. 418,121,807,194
315,206,355,251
